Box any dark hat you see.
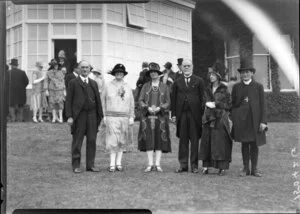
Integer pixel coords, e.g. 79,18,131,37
10,58,19,66
208,69,222,80
146,62,163,76
237,59,256,73
48,59,58,66
164,62,172,70
109,63,128,76
177,58,183,65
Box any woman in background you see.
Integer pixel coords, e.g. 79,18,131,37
44,59,66,123
31,61,47,123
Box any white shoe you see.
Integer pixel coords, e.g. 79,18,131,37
32,118,38,123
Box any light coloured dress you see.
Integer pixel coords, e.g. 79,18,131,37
98,79,135,152
31,69,47,110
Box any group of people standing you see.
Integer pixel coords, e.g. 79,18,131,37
65,57,267,178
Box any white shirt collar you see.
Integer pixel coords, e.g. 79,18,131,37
73,72,78,77
243,79,252,85
184,74,192,78
80,75,89,83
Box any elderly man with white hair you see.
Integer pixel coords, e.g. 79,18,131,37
65,60,103,173
171,59,205,174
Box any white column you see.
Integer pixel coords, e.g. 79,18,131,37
101,4,107,73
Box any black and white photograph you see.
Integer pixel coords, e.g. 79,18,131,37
0,0,299,213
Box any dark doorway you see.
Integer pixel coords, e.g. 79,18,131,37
54,39,77,74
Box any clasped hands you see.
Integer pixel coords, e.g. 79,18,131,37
148,106,161,114
205,101,216,109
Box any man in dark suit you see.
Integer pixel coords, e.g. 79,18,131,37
8,58,29,122
171,59,205,173
64,62,79,90
65,60,103,173
174,58,184,81
231,61,267,177
135,61,150,101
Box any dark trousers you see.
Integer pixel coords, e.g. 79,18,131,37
9,105,24,122
178,111,200,169
241,142,259,173
71,109,97,170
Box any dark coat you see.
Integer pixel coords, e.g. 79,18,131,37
135,68,151,101
171,74,205,138
199,83,233,161
64,72,78,90
231,80,267,146
65,77,103,130
9,68,29,106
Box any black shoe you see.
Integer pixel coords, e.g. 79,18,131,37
218,169,225,176
201,168,208,175
86,167,100,172
73,168,82,173
239,169,250,177
191,168,199,174
175,167,188,173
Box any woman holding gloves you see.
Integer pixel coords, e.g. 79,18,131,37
99,63,135,172
138,62,172,173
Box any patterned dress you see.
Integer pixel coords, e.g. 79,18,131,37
138,82,171,153
98,79,135,152
44,69,66,110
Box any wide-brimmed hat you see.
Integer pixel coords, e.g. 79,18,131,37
109,63,128,76
208,69,222,80
237,60,256,73
177,58,183,65
164,62,172,70
146,62,163,76
48,59,58,66
10,58,19,66
35,61,43,68
92,68,102,75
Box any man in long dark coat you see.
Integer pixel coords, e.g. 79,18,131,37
171,59,205,173
65,60,103,173
231,61,267,177
174,58,184,81
8,58,29,122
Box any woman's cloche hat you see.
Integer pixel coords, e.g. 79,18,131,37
109,63,128,76
146,62,163,77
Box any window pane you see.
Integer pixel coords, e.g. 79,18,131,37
227,39,239,56
28,9,37,19
278,56,295,90
28,41,37,54
82,41,91,54
38,9,48,19
28,25,38,39
253,55,270,89
227,57,240,80
253,36,268,54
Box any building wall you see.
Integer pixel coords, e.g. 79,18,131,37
6,1,195,90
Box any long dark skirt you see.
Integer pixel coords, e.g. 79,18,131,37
138,115,171,153
199,114,233,170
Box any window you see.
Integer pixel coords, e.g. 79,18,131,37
253,36,271,89
53,4,76,19
13,26,22,66
127,3,147,28
7,30,11,60
27,4,48,19
145,1,159,32
81,4,102,20
6,2,13,27
53,24,76,36
81,24,102,68
27,24,48,69
107,4,124,25
14,4,22,24
225,39,240,81
277,35,295,90
159,3,175,36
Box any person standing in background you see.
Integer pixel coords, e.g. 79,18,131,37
174,58,184,81
135,62,150,102
8,58,29,122
31,61,47,123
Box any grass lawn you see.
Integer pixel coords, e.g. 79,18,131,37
6,122,300,213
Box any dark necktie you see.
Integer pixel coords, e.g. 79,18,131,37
185,77,190,87
83,79,87,86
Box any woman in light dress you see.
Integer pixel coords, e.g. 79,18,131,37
31,61,47,123
99,63,135,172
44,59,66,123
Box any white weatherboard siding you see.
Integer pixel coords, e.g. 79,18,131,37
6,1,195,89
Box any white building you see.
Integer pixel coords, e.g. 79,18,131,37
6,0,196,90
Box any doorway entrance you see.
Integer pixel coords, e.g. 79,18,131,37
53,39,77,73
